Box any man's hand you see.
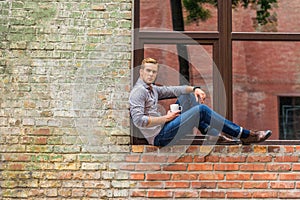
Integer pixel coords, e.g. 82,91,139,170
194,88,206,104
165,110,181,122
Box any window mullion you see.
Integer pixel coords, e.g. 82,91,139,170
217,0,233,119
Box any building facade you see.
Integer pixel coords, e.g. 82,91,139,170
1,0,300,199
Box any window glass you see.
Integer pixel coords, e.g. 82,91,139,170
232,0,300,32
232,41,300,140
139,0,218,31
279,97,300,140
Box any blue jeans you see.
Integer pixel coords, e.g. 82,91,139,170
154,94,250,146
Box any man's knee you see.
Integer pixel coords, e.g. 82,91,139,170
178,93,194,101
177,93,197,107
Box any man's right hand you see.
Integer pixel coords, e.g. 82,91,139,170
165,110,181,122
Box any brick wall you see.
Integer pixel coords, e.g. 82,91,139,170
0,0,132,199
128,145,300,199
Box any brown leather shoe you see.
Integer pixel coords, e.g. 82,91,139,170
240,130,272,145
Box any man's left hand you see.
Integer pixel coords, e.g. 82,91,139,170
194,88,206,104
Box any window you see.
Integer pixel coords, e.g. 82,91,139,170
133,0,300,144
279,97,300,140
232,41,300,140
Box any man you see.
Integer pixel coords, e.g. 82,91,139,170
129,57,272,146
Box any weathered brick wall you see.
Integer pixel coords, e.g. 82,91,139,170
128,145,300,199
0,0,132,199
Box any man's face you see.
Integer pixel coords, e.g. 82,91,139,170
140,63,158,84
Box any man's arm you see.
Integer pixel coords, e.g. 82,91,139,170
156,85,206,102
147,110,181,127
147,86,206,127
185,86,206,104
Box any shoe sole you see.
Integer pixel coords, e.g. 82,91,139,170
262,130,272,142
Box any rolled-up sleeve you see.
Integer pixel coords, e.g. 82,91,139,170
129,87,149,128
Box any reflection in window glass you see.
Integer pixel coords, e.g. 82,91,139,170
232,0,300,32
139,0,217,31
279,97,300,140
232,42,300,140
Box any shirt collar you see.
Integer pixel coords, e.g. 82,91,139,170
137,78,153,89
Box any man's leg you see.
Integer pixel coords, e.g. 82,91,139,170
154,106,200,146
154,104,241,146
154,95,271,146
194,104,272,144
176,94,221,136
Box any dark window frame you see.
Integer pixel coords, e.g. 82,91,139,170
279,96,300,140
132,0,300,145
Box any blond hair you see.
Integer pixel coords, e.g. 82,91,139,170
141,57,158,69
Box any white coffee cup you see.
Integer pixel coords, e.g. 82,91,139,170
170,104,182,112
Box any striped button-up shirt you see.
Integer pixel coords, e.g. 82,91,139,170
129,78,188,144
